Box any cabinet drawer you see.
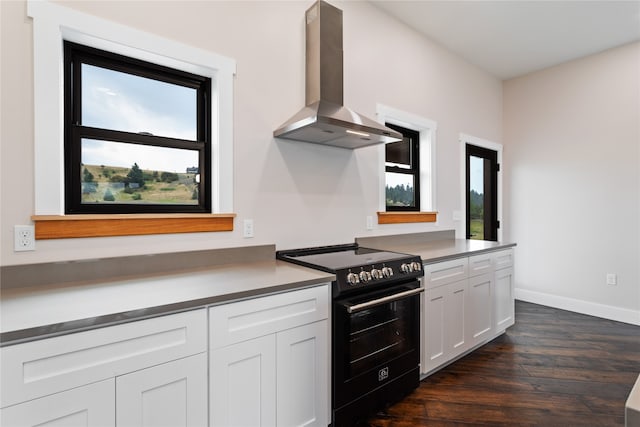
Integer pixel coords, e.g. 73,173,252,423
209,285,329,349
0,378,115,426
1,309,206,408
468,253,493,277
493,249,514,270
423,258,468,289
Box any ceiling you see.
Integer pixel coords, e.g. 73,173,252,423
370,0,640,80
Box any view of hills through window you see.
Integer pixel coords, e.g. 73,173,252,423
81,140,200,205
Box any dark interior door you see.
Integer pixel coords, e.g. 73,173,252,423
466,144,498,241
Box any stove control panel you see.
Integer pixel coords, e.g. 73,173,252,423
338,256,423,293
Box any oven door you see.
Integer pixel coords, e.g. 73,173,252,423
333,279,423,410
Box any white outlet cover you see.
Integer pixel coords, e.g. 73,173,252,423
243,219,254,238
14,225,36,251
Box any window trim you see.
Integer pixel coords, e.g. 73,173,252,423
376,104,437,220
63,41,212,214
28,0,236,217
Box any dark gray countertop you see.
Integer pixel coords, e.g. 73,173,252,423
0,246,334,346
1,233,515,346
356,230,516,264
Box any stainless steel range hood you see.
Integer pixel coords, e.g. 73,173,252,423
273,0,402,149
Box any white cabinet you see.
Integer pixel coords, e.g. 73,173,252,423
493,249,515,332
276,321,329,427
116,353,208,427
1,284,331,427
209,285,330,427
422,248,514,376
423,278,469,373
1,309,207,427
210,334,277,426
0,379,115,427
468,273,494,347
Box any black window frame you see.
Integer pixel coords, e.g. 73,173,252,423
385,123,420,212
63,41,212,214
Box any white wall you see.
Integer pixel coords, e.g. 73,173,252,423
503,42,640,324
0,1,502,266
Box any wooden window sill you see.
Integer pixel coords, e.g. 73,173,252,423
31,214,236,239
377,211,438,224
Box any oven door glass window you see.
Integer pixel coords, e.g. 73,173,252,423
337,282,420,380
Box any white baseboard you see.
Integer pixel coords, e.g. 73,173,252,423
515,288,640,326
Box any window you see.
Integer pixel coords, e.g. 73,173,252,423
64,42,211,214
376,105,437,224
28,0,235,219
385,123,420,211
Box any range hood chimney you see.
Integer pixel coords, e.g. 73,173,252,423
273,0,402,149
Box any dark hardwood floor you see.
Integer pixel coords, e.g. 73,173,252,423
365,300,640,426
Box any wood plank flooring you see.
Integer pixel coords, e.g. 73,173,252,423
364,301,640,426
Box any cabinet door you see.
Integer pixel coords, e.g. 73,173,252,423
276,321,329,427
423,285,448,373
210,335,276,427
446,279,469,356
0,378,114,427
494,267,515,332
468,273,494,346
116,353,207,427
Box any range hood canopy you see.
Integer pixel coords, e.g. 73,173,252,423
273,0,402,149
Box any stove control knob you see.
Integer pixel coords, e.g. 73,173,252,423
382,266,394,278
411,261,422,272
359,270,372,283
370,269,382,280
400,263,412,274
346,272,360,285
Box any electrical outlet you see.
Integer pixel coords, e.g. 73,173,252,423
606,273,617,286
243,219,254,238
366,216,373,230
14,225,35,251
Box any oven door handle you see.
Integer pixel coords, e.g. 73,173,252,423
346,286,425,314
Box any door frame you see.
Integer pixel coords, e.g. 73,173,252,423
459,134,503,242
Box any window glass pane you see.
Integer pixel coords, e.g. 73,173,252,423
82,64,197,140
81,139,200,205
385,172,416,208
385,137,411,169
469,155,484,240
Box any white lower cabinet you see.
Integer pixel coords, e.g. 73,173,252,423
116,353,208,427
211,335,277,427
0,379,115,427
494,266,515,331
423,279,469,373
276,321,328,427
422,248,514,376
2,285,331,427
209,285,330,427
1,309,207,427
468,273,494,347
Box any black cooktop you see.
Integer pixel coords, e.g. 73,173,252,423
277,244,423,296
277,244,414,273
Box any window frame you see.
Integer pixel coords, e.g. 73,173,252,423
376,104,437,217
63,41,212,214
28,0,236,217
384,123,421,212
